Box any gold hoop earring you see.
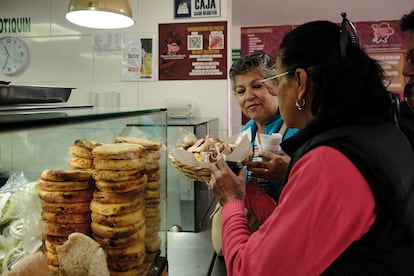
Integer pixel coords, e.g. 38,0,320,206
296,99,306,111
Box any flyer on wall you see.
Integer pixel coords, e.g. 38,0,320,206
121,34,156,81
158,21,227,81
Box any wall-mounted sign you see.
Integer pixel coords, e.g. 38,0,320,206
174,0,221,19
241,19,407,95
158,21,227,80
0,17,31,33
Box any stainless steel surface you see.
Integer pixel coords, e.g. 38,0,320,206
0,84,73,105
167,229,216,276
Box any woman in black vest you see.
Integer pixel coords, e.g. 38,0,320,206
209,15,414,275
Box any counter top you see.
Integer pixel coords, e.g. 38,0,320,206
167,117,218,126
0,105,167,131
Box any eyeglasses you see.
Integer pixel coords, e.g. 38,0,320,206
260,70,295,83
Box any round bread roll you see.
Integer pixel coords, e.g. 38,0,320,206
41,201,91,214
48,264,59,274
107,249,146,272
144,161,160,171
146,181,160,191
93,189,143,204
74,138,103,150
92,226,145,249
46,234,69,246
145,170,160,181
92,169,143,182
91,219,145,239
95,174,147,193
69,145,93,159
92,143,145,160
145,189,160,200
94,158,146,171
114,136,161,151
106,240,146,256
45,250,59,267
147,151,161,160
90,197,144,216
145,206,160,218
69,157,94,169
44,222,90,237
38,189,93,203
42,211,91,224
41,169,93,182
38,179,92,191
145,233,161,252
145,199,160,208
91,207,145,228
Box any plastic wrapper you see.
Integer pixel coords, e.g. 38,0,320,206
0,172,42,273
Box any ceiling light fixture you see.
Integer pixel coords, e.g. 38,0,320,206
65,0,135,29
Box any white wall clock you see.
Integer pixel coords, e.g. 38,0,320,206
0,36,29,75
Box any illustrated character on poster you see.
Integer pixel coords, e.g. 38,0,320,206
372,22,395,43
160,30,186,78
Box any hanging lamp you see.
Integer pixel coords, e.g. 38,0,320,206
66,0,135,29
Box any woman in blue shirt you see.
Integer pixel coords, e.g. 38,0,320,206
230,52,297,200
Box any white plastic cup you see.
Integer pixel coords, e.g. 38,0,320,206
259,133,282,153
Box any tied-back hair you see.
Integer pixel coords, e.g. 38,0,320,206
229,52,276,91
278,20,393,127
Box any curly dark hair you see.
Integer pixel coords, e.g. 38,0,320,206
400,10,414,31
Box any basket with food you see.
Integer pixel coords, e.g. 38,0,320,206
168,128,252,182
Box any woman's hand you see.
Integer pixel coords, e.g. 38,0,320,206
209,155,246,206
244,151,290,180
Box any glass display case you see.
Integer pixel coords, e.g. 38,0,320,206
0,106,168,274
166,117,219,232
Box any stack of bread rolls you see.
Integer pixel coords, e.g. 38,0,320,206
38,169,94,273
68,139,102,169
114,137,163,270
90,142,148,275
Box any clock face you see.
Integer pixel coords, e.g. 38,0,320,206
0,36,29,75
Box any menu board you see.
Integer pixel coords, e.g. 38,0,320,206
241,20,407,95
158,21,227,80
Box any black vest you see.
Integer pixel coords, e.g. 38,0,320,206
281,122,414,275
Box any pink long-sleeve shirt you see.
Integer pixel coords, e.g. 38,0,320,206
221,146,376,276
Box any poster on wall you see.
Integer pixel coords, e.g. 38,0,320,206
121,34,156,81
241,19,407,95
174,0,221,18
158,21,227,81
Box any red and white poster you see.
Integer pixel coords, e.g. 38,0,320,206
241,20,407,95
158,21,227,80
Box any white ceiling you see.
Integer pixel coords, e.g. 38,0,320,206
232,0,413,27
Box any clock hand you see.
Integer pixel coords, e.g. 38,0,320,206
2,55,9,69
